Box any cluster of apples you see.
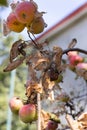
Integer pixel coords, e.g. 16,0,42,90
6,0,46,34
9,97,59,130
9,97,37,123
68,51,87,71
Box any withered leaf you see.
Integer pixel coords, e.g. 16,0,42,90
42,72,55,92
10,39,25,62
41,110,51,129
34,58,49,70
2,20,11,36
53,46,63,67
68,38,77,49
77,112,87,129
3,57,25,72
78,112,87,121
26,81,43,97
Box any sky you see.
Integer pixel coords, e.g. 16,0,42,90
0,0,87,35
33,0,87,29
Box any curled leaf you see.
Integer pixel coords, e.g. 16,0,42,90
34,58,49,70
26,80,43,97
41,110,51,129
2,20,11,36
10,39,26,62
53,46,63,67
68,38,77,49
3,57,25,72
77,112,87,129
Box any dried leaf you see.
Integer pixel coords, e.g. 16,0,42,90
10,1,19,10
3,57,25,72
10,39,26,62
34,58,49,70
78,112,87,121
77,112,87,129
2,20,11,36
66,114,81,130
42,72,55,90
26,80,43,98
53,46,63,67
68,38,77,49
41,110,51,129
31,82,43,93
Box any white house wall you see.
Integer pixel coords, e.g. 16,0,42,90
48,15,87,50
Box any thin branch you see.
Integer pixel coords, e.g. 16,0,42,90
27,31,39,49
71,93,87,101
63,48,87,55
37,93,41,130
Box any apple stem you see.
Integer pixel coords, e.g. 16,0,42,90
37,93,41,130
27,31,39,49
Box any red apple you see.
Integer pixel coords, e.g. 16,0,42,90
6,12,25,32
9,97,23,114
46,120,58,130
19,104,37,123
27,16,45,34
15,1,36,24
68,51,83,66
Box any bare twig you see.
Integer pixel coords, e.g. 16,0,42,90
27,31,39,49
63,48,87,55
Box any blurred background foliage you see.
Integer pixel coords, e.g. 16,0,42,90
0,18,35,130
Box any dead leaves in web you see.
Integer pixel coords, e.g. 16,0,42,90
42,72,55,91
33,58,49,71
26,50,49,71
25,80,43,103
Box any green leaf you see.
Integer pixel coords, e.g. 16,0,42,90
0,0,8,6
